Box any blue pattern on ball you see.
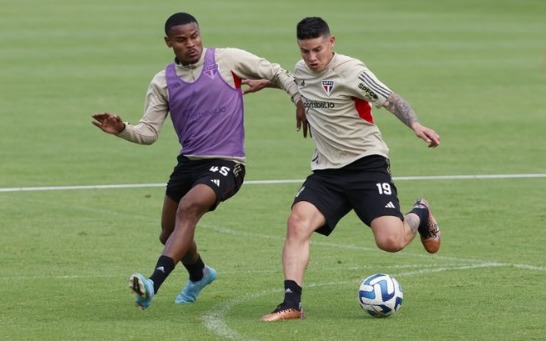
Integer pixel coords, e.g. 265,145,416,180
358,273,403,317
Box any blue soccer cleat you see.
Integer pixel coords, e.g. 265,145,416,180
175,266,217,304
129,273,154,309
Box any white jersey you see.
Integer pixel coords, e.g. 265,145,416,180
294,53,392,170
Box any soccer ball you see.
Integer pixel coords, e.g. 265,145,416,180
358,273,403,317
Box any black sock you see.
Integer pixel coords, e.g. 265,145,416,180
409,204,429,235
283,280,302,309
149,255,175,294
183,256,205,282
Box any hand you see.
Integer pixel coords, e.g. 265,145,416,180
412,122,440,148
295,100,309,138
242,79,271,94
91,112,125,134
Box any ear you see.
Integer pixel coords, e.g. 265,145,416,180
164,36,172,48
330,35,336,47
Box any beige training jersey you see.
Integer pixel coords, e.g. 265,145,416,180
294,53,392,170
117,47,301,160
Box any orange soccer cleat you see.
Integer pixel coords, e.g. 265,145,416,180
261,303,304,322
414,198,441,254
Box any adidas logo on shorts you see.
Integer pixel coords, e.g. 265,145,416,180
384,201,395,209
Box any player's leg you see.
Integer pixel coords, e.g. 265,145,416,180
129,157,218,309
163,184,216,261
284,201,326,286
161,198,217,302
345,156,408,252
168,184,217,303
372,198,441,253
159,195,178,244
367,197,440,253
174,159,245,303
346,155,438,253
129,185,215,309
174,239,216,303
262,174,349,321
158,196,210,293
129,155,193,308
412,198,441,253
261,201,324,321
159,168,218,303
372,198,440,253
128,196,181,309
371,215,416,252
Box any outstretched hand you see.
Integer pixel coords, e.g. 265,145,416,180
91,112,125,134
241,79,272,95
412,122,440,148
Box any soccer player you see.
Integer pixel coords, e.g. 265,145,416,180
244,17,441,321
91,12,303,309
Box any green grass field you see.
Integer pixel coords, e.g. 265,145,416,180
1,0,545,340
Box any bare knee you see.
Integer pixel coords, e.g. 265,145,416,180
287,214,300,234
286,202,327,241
158,201,202,245
286,213,321,244
177,198,209,220
375,235,405,253
286,213,310,240
371,216,408,252
159,229,170,245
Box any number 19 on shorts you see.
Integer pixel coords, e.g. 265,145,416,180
376,182,392,195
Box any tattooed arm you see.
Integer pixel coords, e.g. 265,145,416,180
382,93,419,128
382,92,441,148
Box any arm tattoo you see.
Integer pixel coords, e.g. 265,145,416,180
383,93,418,128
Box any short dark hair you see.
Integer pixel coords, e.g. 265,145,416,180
165,12,198,35
296,17,330,40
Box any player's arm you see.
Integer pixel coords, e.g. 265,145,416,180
91,73,168,145
92,112,126,134
241,79,276,94
225,48,308,136
241,78,308,137
382,92,419,128
353,65,440,148
382,93,440,148
224,48,301,104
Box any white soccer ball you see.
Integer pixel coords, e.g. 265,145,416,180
358,273,403,317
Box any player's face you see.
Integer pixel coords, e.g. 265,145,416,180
164,22,203,65
297,35,335,73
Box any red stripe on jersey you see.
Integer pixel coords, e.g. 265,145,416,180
231,71,242,89
353,97,374,124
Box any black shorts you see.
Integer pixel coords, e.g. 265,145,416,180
293,155,403,236
166,155,246,211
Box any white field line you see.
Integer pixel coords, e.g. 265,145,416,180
1,173,545,192
200,262,532,341
204,225,505,265
0,218,543,338
1,173,544,339
198,225,546,340
2,224,544,281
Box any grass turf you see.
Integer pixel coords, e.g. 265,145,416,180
1,0,545,340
